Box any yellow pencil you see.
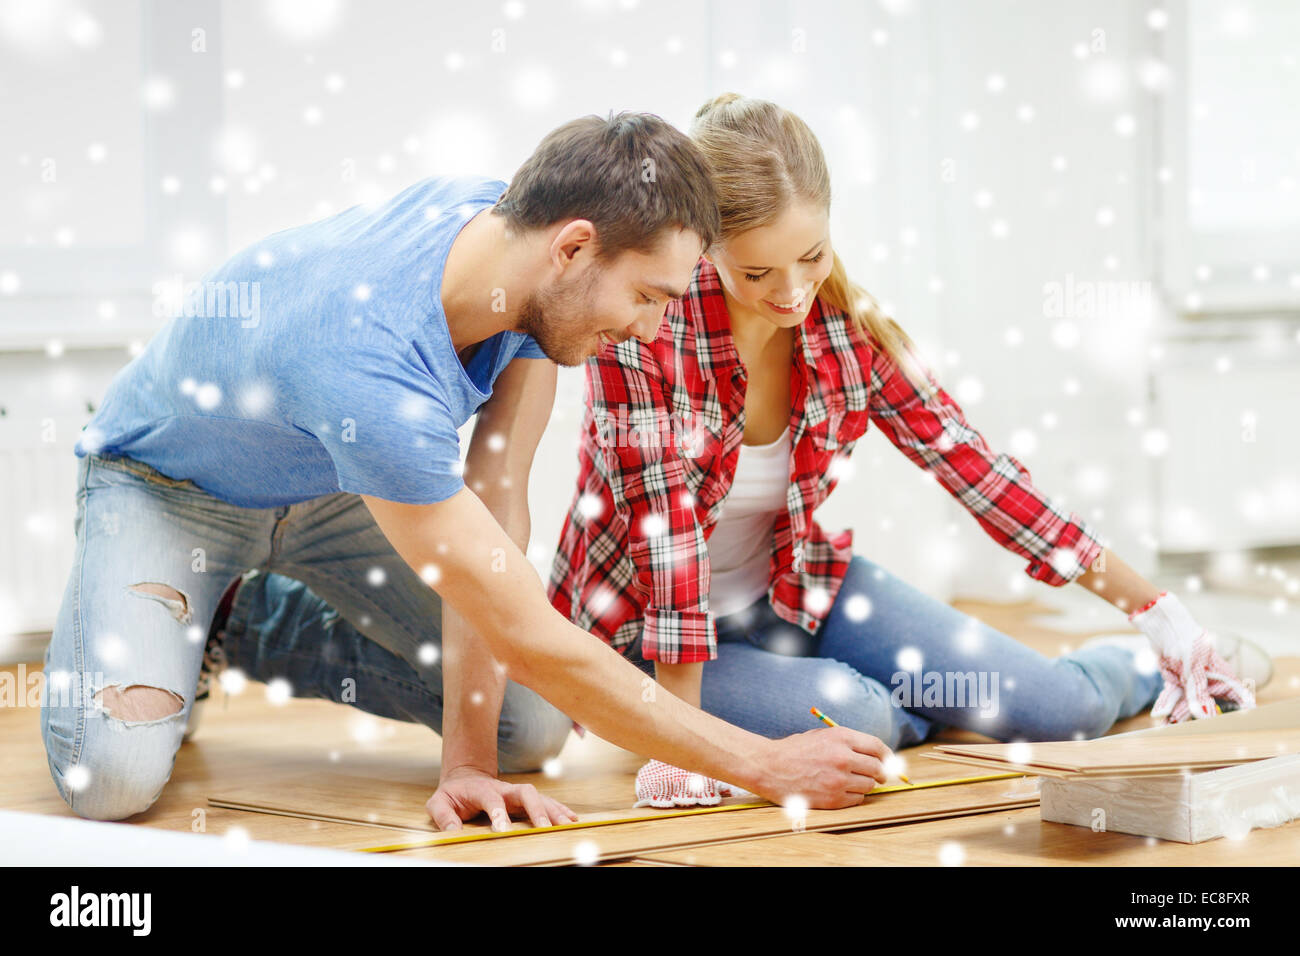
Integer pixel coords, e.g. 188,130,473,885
810,706,912,785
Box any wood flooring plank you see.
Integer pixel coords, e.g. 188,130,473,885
208,771,768,833
176,806,430,851
928,729,1300,777
391,777,1042,866
1117,697,1300,739
637,807,1300,866
632,832,866,867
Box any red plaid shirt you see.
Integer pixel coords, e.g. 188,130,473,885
546,258,1106,664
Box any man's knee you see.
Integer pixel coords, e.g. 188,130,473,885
96,685,185,723
47,684,187,820
497,695,572,774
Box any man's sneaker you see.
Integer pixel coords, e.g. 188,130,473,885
186,571,249,740
183,698,206,741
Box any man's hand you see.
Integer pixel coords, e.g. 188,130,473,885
755,726,893,809
438,355,556,785
427,766,579,832
1129,591,1256,723
634,723,893,810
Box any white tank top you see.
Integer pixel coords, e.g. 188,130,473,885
707,425,791,618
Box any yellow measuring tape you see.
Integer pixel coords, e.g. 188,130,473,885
359,771,1028,853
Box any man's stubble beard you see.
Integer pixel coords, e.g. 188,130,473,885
517,263,605,368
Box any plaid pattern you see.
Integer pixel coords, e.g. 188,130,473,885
547,258,1106,663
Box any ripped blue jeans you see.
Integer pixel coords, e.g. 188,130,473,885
40,452,571,821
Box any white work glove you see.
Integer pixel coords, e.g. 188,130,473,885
1128,591,1256,724
633,759,751,808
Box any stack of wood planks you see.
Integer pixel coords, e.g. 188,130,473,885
925,700,1300,843
925,729,1300,778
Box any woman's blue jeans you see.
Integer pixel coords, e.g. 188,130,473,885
684,555,1163,749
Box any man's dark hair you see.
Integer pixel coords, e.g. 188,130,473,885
492,111,720,259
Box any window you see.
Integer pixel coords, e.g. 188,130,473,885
1157,0,1300,313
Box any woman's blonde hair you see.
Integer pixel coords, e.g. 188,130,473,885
690,93,931,392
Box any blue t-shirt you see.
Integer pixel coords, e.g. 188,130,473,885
75,175,547,508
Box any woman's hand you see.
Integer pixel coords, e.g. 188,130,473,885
1128,591,1257,723
633,758,751,808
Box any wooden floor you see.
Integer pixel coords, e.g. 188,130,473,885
5,594,1299,866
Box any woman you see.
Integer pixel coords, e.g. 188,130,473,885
545,93,1264,807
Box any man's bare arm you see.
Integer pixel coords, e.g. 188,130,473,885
441,356,554,776
361,485,893,808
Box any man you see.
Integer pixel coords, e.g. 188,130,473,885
42,112,892,826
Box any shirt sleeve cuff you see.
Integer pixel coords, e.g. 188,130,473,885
639,609,716,664
1025,524,1106,587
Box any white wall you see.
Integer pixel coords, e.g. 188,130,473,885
3,0,1298,645
208,0,1202,602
